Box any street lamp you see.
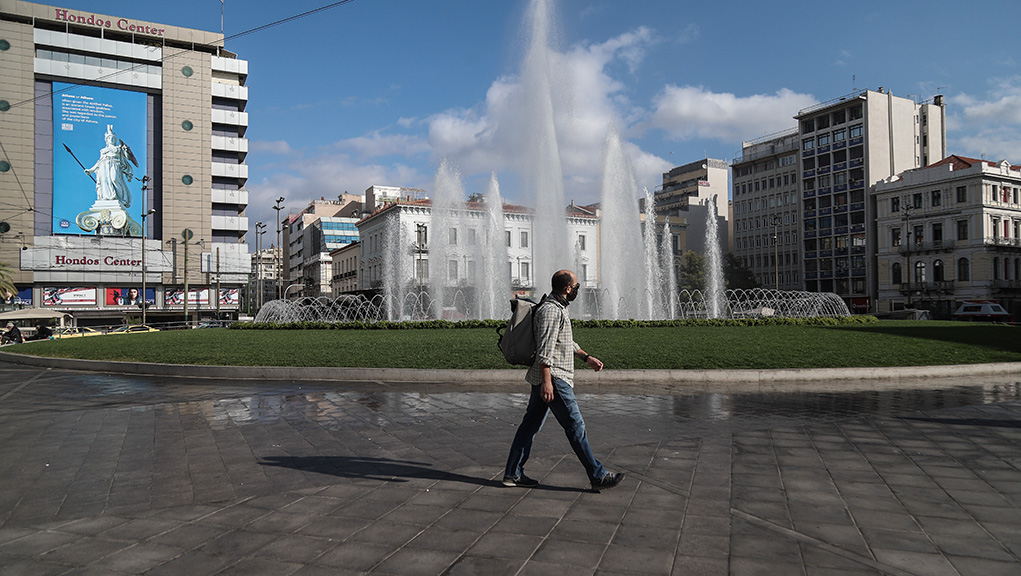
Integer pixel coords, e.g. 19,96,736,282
140,207,156,326
273,197,285,300
769,215,782,290
255,221,266,310
902,203,916,308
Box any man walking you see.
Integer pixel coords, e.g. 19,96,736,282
503,269,625,492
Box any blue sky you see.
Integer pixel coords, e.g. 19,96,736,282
59,0,1021,242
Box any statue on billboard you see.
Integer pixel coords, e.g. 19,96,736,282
84,125,136,208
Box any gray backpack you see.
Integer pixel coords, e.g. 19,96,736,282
496,295,544,366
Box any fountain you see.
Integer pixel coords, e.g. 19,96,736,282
254,0,852,324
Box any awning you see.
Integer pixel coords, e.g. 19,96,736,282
0,308,72,326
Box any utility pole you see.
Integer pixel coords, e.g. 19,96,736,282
273,197,285,300
139,174,153,325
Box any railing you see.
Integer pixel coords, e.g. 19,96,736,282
986,237,1021,248
897,240,956,254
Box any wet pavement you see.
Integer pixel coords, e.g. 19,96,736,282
0,361,1020,575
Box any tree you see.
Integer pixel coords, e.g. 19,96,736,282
0,262,15,300
679,251,760,292
678,251,707,292
724,252,759,290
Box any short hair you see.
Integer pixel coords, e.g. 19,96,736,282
551,270,574,292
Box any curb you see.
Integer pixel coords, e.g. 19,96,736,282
1,350,1018,387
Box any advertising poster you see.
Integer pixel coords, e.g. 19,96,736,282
51,82,147,235
105,287,156,306
218,288,240,306
43,287,97,306
165,287,210,306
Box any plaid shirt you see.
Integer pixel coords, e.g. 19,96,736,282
526,295,581,388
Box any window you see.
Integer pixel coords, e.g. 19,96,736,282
578,234,586,251
817,133,830,146
931,190,941,207
891,197,900,213
933,260,944,282
957,220,968,241
833,110,846,124
914,261,926,284
505,230,512,247
803,138,815,151
892,228,902,247
958,258,970,281
468,229,477,245
956,186,967,203
448,228,458,245
520,231,529,248
849,125,863,138
913,225,923,245
892,262,903,284
520,261,530,282
448,260,458,281
912,193,923,209
932,223,943,244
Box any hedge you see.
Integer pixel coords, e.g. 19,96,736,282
230,315,879,331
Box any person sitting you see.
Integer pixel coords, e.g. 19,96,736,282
27,324,53,341
2,322,23,345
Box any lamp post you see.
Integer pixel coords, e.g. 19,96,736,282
255,221,266,310
140,207,155,326
273,197,285,300
769,215,782,290
902,203,916,308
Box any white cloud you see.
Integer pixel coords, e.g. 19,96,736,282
336,131,430,160
250,140,293,155
646,86,817,143
950,77,1021,161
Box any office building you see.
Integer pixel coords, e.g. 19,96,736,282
796,88,945,312
732,129,801,290
0,1,250,322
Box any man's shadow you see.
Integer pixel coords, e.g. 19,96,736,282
260,456,584,492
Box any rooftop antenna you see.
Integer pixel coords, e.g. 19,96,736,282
220,0,225,37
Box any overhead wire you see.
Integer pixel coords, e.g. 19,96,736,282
0,0,362,224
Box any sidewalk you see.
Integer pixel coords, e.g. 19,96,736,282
0,360,1019,575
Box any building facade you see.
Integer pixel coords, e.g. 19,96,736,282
281,195,361,299
732,129,801,290
874,155,1021,318
796,89,945,312
0,1,250,323
355,199,600,297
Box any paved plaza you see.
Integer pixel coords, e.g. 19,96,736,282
0,360,1020,575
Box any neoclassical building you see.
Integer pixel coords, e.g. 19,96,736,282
874,155,1021,318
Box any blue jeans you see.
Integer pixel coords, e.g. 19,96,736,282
505,377,607,482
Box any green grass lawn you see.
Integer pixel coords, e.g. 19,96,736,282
10,321,1019,370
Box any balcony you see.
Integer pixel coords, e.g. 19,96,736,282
211,188,249,205
803,169,816,178
994,279,1021,290
212,135,249,153
986,236,1021,249
211,82,249,101
212,162,249,179
897,240,956,254
211,215,249,231
803,190,816,198
898,281,956,295
818,166,831,175
211,108,249,126
849,157,864,168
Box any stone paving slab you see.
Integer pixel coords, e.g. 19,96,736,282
0,361,1019,575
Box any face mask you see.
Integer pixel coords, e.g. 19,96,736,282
566,284,580,302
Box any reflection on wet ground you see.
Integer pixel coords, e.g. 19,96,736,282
4,363,1019,436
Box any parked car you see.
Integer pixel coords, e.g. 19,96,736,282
52,326,102,339
108,325,160,334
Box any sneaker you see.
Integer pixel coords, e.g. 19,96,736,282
591,472,625,492
502,475,539,488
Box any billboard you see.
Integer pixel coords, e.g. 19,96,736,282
43,287,97,306
105,287,156,306
165,287,210,306
52,83,147,235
